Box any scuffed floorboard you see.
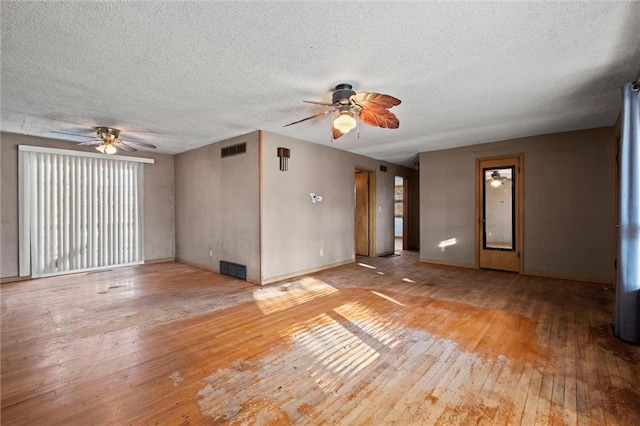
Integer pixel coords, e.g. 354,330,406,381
1,253,638,425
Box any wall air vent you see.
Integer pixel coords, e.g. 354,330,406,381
380,165,388,172
220,260,247,280
221,142,247,158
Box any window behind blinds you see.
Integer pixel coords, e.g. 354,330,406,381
19,147,148,277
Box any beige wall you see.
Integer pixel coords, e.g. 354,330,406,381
174,132,261,282
2,129,416,284
420,127,616,283
0,132,175,279
261,131,412,283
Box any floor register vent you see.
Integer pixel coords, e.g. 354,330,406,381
220,261,247,280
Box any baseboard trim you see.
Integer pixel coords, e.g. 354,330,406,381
144,257,175,265
419,258,478,269
175,258,260,285
522,270,614,285
260,258,355,285
1,275,32,284
418,259,613,285
176,258,220,274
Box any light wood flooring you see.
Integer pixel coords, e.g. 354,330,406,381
2,252,639,425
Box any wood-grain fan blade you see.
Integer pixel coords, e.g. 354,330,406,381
351,92,401,110
332,127,345,140
283,108,336,127
359,107,400,129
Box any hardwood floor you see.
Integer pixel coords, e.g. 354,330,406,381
2,252,639,425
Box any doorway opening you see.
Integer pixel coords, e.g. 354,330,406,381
355,168,376,257
394,175,407,253
477,155,523,272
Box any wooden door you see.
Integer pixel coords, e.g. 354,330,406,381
355,171,370,256
478,156,522,272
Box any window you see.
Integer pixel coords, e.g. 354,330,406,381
19,146,153,277
394,176,404,238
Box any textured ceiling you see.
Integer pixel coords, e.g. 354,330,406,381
2,2,639,166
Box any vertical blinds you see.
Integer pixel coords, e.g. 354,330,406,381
21,149,145,277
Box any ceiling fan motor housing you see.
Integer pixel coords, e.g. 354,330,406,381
332,83,356,105
96,127,120,140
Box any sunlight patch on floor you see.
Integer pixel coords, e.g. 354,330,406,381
371,290,405,307
196,324,516,425
252,277,337,315
358,263,376,269
333,301,402,348
285,313,380,392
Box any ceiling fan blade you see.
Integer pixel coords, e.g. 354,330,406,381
114,142,137,152
283,108,336,127
359,107,400,129
303,100,337,107
119,139,156,149
351,92,401,110
77,140,102,145
332,127,345,140
51,130,95,138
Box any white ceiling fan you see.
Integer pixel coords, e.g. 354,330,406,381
52,127,157,155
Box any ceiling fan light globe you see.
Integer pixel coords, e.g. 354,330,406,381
105,144,117,155
490,179,502,188
96,144,106,153
333,112,357,133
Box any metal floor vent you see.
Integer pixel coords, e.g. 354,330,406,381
221,142,247,158
220,261,247,280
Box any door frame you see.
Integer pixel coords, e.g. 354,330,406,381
475,154,524,272
354,167,376,257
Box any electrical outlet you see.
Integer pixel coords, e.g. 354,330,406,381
320,249,323,256
209,250,213,257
